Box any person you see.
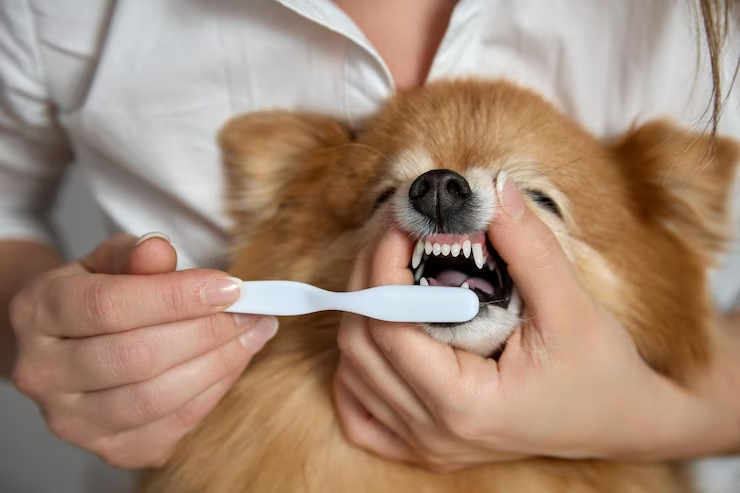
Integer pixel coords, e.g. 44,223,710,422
1,0,739,490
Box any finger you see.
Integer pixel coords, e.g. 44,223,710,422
369,322,499,415
488,172,593,324
346,245,372,292
333,369,420,465
368,227,414,287
90,362,247,470
124,232,177,275
40,269,245,337
337,313,430,424
73,320,276,432
335,356,414,443
52,314,275,391
73,234,139,276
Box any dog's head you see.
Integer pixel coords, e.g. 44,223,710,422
221,80,738,381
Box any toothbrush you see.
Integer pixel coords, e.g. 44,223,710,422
224,280,479,323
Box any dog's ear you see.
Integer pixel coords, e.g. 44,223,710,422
218,111,355,234
611,120,739,263
218,111,389,284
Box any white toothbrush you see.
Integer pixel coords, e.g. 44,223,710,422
224,280,480,323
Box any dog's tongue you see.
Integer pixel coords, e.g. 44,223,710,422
427,270,495,295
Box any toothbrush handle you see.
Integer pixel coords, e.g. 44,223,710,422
332,286,479,323
225,281,479,323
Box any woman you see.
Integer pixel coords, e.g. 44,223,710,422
1,0,739,491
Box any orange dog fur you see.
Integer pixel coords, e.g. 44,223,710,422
137,80,739,493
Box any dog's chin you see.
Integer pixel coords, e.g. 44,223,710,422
420,290,521,357
404,229,522,358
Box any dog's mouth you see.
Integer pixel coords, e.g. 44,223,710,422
409,232,513,309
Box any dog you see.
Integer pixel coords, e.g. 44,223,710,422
137,80,739,492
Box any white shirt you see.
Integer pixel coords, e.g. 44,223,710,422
1,1,740,492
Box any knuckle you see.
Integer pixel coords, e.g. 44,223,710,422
8,290,36,335
342,419,370,449
336,316,363,359
93,437,173,470
200,313,240,342
438,410,478,441
80,280,122,328
149,449,174,468
154,283,187,321
12,360,51,396
46,413,80,442
110,336,158,381
528,230,564,271
129,384,169,424
169,398,206,429
94,441,132,469
415,430,447,457
213,342,247,374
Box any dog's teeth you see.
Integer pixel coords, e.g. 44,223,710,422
420,277,429,286
472,243,485,269
451,243,461,257
463,240,472,258
412,241,424,269
425,241,433,255
486,260,495,271
414,265,424,282
433,243,442,256
441,244,451,256
461,281,470,289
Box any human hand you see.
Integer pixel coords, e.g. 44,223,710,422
10,233,277,469
333,177,726,471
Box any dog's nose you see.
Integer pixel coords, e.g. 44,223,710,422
409,169,472,231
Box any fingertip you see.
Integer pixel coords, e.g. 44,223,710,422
237,316,279,352
126,233,178,275
371,228,414,286
134,232,171,248
495,171,525,219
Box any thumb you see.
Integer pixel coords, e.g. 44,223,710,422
77,232,177,276
488,172,592,326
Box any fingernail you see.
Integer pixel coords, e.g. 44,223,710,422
134,232,171,247
496,171,525,219
239,317,279,350
232,313,255,327
203,276,243,306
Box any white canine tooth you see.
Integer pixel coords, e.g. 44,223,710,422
441,244,451,256
472,243,485,269
414,265,424,282
433,243,442,256
420,277,429,286
451,243,461,257
486,260,495,271
412,241,424,269
425,241,433,255
461,282,470,289
463,240,472,258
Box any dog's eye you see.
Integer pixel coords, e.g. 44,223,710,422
526,190,562,218
373,188,397,209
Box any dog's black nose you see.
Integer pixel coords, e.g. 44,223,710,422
409,169,472,232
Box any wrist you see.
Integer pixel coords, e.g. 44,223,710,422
613,313,740,461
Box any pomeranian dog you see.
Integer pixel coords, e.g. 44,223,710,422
138,80,739,492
